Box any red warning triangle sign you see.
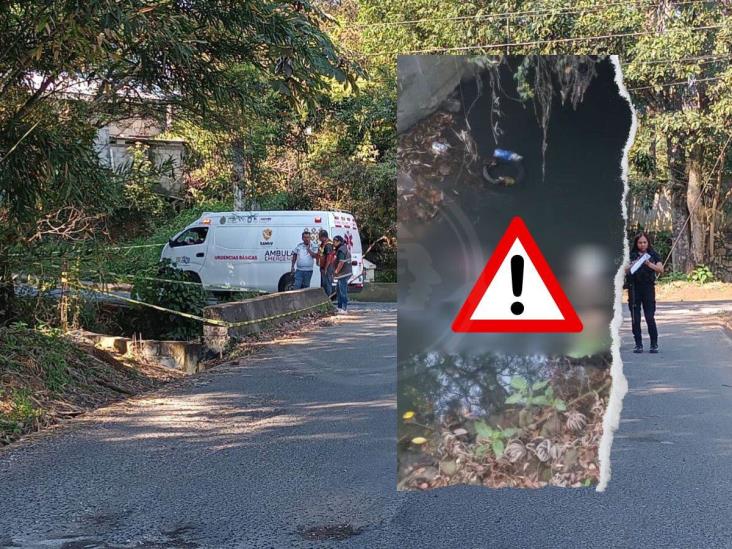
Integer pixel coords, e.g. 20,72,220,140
452,216,583,333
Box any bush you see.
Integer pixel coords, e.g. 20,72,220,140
375,269,397,283
130,260,208,340
96,200,231,279
688,265,715,284
658,271,686,284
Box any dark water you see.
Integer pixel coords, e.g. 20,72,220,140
396,57,629,485
398,57,632,360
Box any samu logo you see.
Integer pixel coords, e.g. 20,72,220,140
260,227,274,246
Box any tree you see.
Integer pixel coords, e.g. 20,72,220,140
351,0,732,274
0,0,357,322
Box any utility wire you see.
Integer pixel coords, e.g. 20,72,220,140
627,75,724,91
661,133,732,270
363,24,721,56
633,54,732,65
351,0,708,28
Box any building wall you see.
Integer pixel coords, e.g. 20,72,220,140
94,117,186,197
108,140,185,196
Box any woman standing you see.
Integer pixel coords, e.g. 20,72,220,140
625,232,664,353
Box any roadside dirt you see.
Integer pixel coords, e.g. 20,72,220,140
622,281,732,303
1,308,335,447
0,326,182,446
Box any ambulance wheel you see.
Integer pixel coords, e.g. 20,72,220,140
183,271,201,283
278,272,296,292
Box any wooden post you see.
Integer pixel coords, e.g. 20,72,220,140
59,259,69,332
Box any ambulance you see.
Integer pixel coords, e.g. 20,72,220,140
160,210,364,294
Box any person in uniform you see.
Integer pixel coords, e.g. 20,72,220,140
290,230,318,289
625,232,664,353
332,235,352,314
318,229,335,298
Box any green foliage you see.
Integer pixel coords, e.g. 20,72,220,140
131,259,207,340
0,323,74,385
688,264,715,284
474,421,520,459
505,376,566,412
375,269,397,283
351,0,732,269
650,231,672,266
43,351,71,393
7,389,38,423
658,270,687,284
81,200,231,279
114,143,173,231
1,0,359,321
628,177,663,214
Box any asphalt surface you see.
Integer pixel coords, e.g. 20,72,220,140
1,301,731,548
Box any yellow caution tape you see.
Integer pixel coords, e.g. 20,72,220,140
70,282,333,328
18,265,269,294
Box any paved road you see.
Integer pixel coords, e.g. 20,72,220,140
1,302,732,547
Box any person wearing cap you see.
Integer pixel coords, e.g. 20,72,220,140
332,235,352,313
291,230,318,289
318,229,335,298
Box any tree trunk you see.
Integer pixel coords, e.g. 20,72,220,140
232,139,245,211
667,138,693,273
686,144,706,265
0,249,15,325
709,169,722,259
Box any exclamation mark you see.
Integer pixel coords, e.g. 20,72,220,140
510,255,524,315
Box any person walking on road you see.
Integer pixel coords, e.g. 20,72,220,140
625,232,664,353
318,229,335,298
291,230,318,289
332,235,352,314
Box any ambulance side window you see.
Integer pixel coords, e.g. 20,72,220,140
170,227,208,247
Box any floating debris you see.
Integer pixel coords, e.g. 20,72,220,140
431,141,450,156
398,356,610,490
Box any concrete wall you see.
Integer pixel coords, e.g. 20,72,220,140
203,288,334,353
627,189,673,232
94,115,186,196
72,330,203,373
107,140,185,196
397,56,476,133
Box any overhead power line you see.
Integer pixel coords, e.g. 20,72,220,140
633,54,732,65
363,24,721,56
352,0,708,29
626,75,725,91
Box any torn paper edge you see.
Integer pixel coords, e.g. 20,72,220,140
596,56,636,492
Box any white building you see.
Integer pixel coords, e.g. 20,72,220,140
94,116,186,197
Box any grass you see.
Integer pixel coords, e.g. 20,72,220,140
12,200,232,284
0,323,181,445
657,271,688,284
0,325,74,441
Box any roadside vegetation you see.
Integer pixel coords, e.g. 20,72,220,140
398,354,610,489
0,323,182,445
0,0,732,470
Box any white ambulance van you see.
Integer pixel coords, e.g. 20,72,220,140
160,210,364,294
